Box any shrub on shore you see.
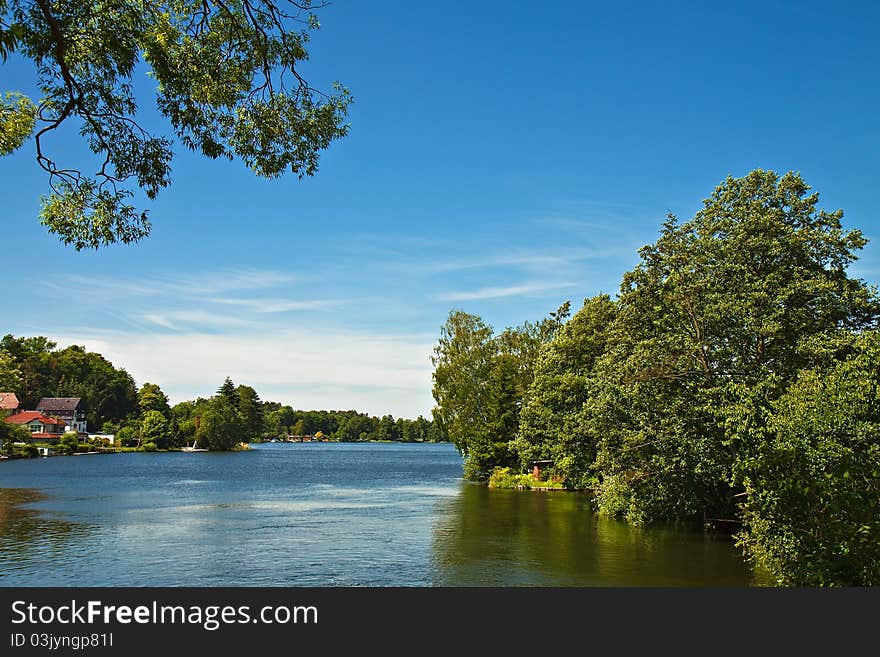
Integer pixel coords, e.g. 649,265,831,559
488,467,563,490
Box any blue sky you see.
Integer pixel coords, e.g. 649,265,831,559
2,1,879,417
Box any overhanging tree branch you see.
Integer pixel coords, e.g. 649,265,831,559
2,0,351,249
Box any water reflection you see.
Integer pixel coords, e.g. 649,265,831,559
0,488,86,578
0,446,762,586
431,483,758,586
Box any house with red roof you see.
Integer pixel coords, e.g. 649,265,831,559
0,392,20,417
5,411,67,440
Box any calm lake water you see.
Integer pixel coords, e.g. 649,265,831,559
0,443,758,586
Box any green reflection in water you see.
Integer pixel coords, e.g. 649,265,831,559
432,483,764,586
0,488,84,577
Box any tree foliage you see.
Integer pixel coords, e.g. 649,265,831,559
514,294,616,489
266,404,295,435
431,306,568,480
137,382,170,417
217,376,237,408
0,347,23,391
433,170,880,584
195,395,245,450
0,91,35,155
235,384,264,440
57,430,80,454
1,334,137,428
140,409,170,448
736,332,880,586
0,419,31,452
584,170,878,523
0,0,351,249
431,311,495,467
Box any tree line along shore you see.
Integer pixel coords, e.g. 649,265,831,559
0,340,447,456
430,170,880,586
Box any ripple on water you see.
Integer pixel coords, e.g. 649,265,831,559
0,444,760,586
0,488,89,578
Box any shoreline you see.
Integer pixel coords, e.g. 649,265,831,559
0,439,452,460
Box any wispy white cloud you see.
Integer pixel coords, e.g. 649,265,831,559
436,281,577,301
537,217,627,233
323,228,636,277
38,268,355,332
427,247,638,272
140,311,259,330
207,297,346,313
42,269,300,300
428,254,569,272
140,314,177,330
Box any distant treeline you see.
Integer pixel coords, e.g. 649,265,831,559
431,170,880,586
172,387,445,444
0,337,446,450
261,404,444,443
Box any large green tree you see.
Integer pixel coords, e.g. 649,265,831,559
0,0,351,249
1,335,137,428
140,409,170,448
0,420,31,452
431,307,567,480
0,348,22,391
515,294,617,489
509,171,879,524
734,331,880,586
217,376,237,409
0,335,57,407
137,382,171,417
195,396,245,450
431,311,500,478
235,384,264,441
53,344,138,429
591,171,878,522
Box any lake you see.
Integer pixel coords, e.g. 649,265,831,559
0,442,758,586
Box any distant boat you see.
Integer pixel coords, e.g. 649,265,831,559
181,439,208,453
0,454,8,461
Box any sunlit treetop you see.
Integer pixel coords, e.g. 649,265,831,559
0,0,352,249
